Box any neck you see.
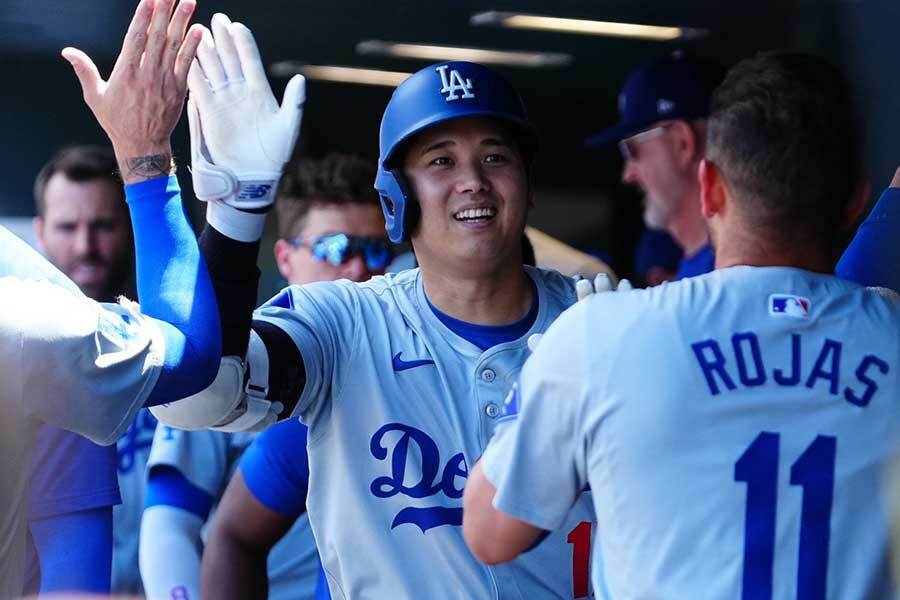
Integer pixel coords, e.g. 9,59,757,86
713,226,833,273
420,259,533,325
669,184,709,257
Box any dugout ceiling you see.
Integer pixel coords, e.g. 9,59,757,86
0,0,893,257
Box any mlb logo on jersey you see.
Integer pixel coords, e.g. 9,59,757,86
436,65,475,101
769,293,811,318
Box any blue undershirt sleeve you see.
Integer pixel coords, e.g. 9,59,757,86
29,507,113,595
836,187,900,291
144,466,215,520
240,419,310,517
124,175,222,405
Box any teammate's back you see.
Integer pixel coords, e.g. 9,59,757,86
571,267,899,598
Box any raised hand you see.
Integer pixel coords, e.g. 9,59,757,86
62,0,203,183
187,13,305,211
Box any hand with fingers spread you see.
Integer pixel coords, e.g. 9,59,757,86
188,13,305,213
62,0,202,184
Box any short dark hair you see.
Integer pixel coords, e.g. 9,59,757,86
34,145,123,216
707,51,861,241
274,153,381,239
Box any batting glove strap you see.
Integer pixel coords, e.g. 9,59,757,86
191,161,282,210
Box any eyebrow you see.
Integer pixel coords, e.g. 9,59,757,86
419,137,512,156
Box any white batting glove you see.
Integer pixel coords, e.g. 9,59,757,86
527,274,631,352
188,14,305,239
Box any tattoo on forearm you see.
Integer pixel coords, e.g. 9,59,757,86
124,154,175,179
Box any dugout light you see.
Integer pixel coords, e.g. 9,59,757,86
470,11,706,41
269,62,412,87
356,40,571,68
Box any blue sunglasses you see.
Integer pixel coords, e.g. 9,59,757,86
288,233,394,271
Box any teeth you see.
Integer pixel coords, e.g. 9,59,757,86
454,207,497,221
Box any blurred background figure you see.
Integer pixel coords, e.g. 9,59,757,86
633,228,682,287
22,146,130,597
141,153,386,600
588,52,725,280
524,225,617,282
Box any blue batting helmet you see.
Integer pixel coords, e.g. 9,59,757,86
374,61,537,243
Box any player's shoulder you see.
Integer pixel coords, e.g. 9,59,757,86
525,265,579,305
261,269,419,312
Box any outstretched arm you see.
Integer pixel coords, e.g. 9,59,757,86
152,14,307,432
63,0,221,404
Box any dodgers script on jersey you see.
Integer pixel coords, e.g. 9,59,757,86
482,267,900,600
254,266,596,600
146,425,321,600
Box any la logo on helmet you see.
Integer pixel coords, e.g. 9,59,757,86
436,65,475,101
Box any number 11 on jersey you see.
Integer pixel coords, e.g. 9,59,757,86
735,431,837,600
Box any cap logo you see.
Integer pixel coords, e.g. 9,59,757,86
436,65,475,102
657,98,675,114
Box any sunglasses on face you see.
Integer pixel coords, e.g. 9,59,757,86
288,233,394,271
618,124,672,161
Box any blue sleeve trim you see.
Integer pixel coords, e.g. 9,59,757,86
124,175,222,405
240,420,310,517
145,465,214,519
29,507,113,594
836,187,900,291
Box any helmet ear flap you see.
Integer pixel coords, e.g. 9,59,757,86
397,171,420,244
374,167,419,244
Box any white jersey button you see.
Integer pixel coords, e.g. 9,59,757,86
481,368,496,382
485,403,500,418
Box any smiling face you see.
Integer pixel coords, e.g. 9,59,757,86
401,116,530,276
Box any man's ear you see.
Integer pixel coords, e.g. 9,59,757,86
845,178,871,228
699,159,727,219
670,120,699,168
273,239,294,280
33,217,46,252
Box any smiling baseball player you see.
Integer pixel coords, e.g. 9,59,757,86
147,14,606,598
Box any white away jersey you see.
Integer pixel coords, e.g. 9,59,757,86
254,266,596,600
482,267,900,600
0,277,163,599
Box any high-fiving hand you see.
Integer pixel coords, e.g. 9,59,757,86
62,0,202,184
187,13,305,211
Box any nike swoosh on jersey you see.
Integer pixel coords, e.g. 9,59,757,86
392,352,435,372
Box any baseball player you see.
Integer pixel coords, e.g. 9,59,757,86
22,146,128,596
0,1,222,596
149,15,602,599
140,152,385,600
463,51,900,599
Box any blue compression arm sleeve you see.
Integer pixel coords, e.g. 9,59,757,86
145,466,214,520
29,507,113,594
125,176,221,405
836,187,900,291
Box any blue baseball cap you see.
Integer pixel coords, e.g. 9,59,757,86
587,51,726,147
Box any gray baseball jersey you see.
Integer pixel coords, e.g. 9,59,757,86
255,266,596,599
0,276,162,599
112,409,159,594
145,425,320,599
482,267,900,599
